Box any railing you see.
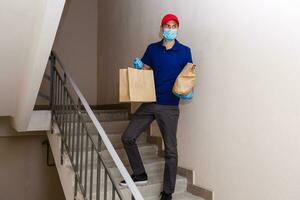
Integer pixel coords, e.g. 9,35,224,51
49,51,144,200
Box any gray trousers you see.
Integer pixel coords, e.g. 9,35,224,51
121,102,180,193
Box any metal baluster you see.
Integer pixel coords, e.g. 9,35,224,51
84,132,89,196
67,97,72,155
71,103,76,162
62,72,68,135
74,102,81,200
60,81,65,131
96,134,101,200
50,53,55,112
50,67,55,134
59,77,64,128
89,147,94,200
79,119,84,184
60,82,65,165
104,169,108,200
57,78,62,129
64,96,69,153
112,185,116,200
54,70,58,118
53,70,57,120
59,81,64,130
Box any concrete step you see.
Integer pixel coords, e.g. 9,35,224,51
83,109,129,122
86,174,187,200
55,108,202,200
145,191,204,200
74,143,158,169
83,156,166,192
57,109,129,122
100,144,158,163
63,120,129,135
62,120,130,135
91,120,130,133
70,131,147,151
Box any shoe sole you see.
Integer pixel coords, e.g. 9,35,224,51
119,180,148,187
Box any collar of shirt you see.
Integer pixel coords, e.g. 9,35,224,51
158,39,181,51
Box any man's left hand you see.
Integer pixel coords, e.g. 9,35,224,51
175,91,193,100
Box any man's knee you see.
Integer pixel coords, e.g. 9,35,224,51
164,147,178,159
121,134,136,146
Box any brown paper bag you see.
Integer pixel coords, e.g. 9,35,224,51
119,68,156,102
172,63,196,96
119,69,130,102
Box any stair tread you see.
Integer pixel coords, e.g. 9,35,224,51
104,155,165,169
121,174,185,187
101,143,157,154
145,192,204,200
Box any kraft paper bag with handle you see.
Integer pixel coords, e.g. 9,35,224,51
119,67,156,102
119,68,130,102
172,63,196,96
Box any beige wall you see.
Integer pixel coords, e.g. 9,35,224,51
53,0,98,105
0,118,65,200
98,0,300,200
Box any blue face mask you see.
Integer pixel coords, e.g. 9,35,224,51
162,28,178,41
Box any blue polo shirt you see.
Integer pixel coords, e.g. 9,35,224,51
141,39,193,105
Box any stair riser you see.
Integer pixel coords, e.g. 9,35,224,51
86,177,187,200
60,120,130,137
56,110,128,122
70,131,147,150
83,161,165,192
72,145,158,169
82,111,129,122
88,121,130,133
100,145,158,162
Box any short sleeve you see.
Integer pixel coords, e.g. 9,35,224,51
141,45,152,66
186,48,193,63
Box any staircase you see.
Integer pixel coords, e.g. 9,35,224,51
64,109,203,200
48,51,203,200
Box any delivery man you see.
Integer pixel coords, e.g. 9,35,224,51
120,13,193,200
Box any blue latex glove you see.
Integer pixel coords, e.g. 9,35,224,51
133,57,143,69
175,91,193,100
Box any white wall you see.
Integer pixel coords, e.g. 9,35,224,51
0,0,47,116
0,0,65,131
98,0,300,199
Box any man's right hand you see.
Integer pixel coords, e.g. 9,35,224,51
133,57,143,69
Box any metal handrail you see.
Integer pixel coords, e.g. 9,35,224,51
49,51,144,200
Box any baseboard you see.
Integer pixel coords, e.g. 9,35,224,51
177,167,213,200
147,134,213,200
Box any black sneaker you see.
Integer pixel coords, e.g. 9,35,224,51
160,191,172,200
119,172,148,186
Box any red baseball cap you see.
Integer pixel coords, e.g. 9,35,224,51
161,14,179,26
